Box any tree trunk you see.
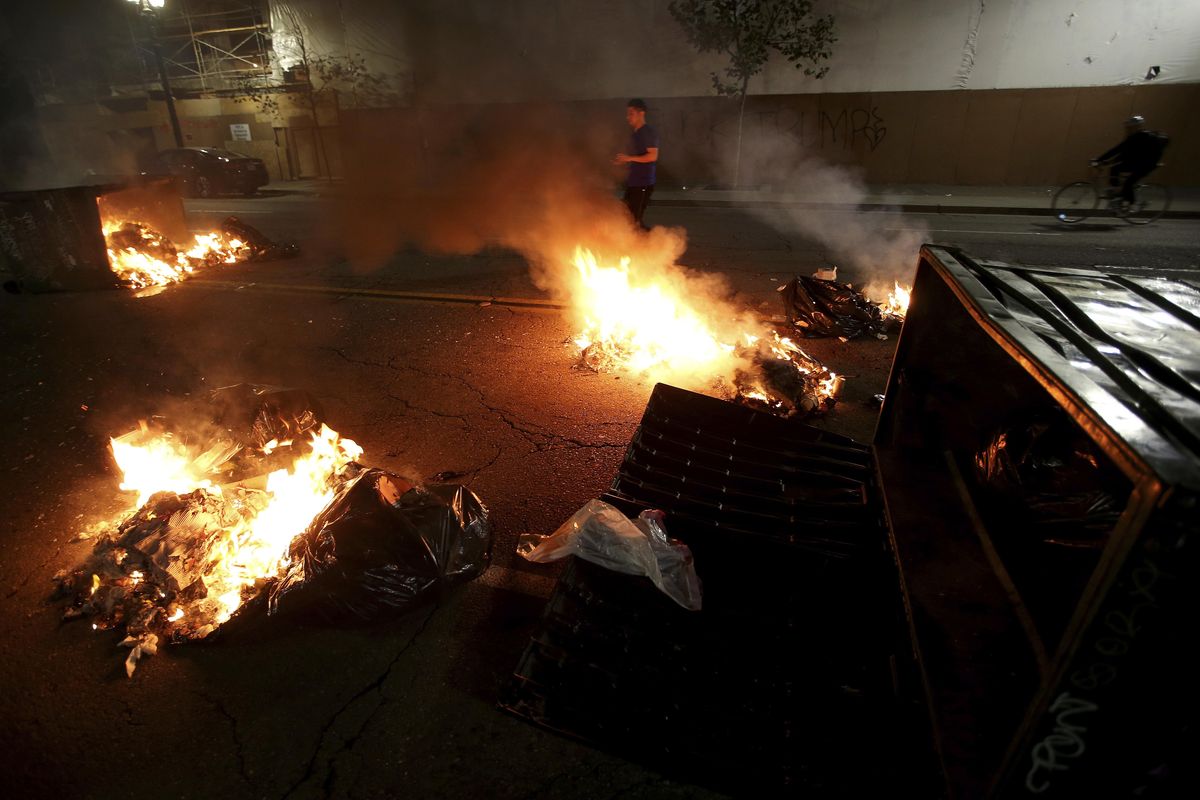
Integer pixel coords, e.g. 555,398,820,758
307,86,331,180
733,81,748,188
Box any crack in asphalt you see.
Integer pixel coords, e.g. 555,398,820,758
192,690,254,793
281,604,438,799
326,347,624,454
382,390,471,429
435,369,624,454
5,544,63,602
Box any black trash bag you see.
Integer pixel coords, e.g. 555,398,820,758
220,215,299,261
974,414,1122,543
266,468,492,622
780,276,890,339
207,383,326,480
209,383,324,446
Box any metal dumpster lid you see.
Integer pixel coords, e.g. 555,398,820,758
925,245,1200,489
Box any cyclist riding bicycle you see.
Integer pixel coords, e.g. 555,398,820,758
1091,115,1169,210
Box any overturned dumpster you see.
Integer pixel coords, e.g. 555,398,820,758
0,179,185,292
876,247,1199,798
504,246,1199,798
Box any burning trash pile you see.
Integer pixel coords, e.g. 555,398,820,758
567,246,842,418
103,215,297,289
779,273,911,340
54,385,491,676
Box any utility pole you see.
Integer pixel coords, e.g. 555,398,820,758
128,0,183,147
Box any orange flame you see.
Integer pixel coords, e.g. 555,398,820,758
109,423,362,624
102,219,250,288
568,246,841,409
866,280,912,319
571,246,738,376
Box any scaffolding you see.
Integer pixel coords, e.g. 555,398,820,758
127,0,273,94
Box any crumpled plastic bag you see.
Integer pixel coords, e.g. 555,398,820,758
518,500,702,610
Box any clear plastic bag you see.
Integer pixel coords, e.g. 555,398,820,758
518,500,702,610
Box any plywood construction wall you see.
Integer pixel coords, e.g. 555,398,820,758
341,82,1198,190
650,82,1200,186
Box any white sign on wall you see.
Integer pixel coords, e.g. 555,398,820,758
229,123,252,141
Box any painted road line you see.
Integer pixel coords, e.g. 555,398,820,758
186,209,277,215
883,227,1063,236
184,279,567,310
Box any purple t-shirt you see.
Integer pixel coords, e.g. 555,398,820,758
626,124,659,187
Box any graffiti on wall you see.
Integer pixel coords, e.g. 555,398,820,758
672,104,889,154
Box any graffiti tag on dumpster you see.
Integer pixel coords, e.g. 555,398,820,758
1021,554,1162,794
1024,692,1098,793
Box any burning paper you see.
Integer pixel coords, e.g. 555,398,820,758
101,215,295,288
866,279,912,322
55,385,492,674
567,246,842,416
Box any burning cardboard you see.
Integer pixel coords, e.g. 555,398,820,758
55,384,492,673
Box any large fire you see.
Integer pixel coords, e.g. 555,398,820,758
103,219,251,288
567,246,842,414
571,247,739,375
108,423,362,627
59,413,363,674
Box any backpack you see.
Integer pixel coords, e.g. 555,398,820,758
1146,131,1170,162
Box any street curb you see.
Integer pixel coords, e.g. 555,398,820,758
253,188,1200,218
184,279,566,310
652,198,1200,218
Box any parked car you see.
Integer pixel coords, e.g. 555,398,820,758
148,147,269,198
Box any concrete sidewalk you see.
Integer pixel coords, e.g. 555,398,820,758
653,183,1200,218
263,178,1200,218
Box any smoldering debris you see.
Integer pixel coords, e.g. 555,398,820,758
219,215,299,262
779,275,903,340
731,331,843,418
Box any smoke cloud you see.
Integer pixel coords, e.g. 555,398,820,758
336,102,692,291
736,129,926,289
333,100,768,390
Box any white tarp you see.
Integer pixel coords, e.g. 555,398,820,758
268,0,1200,101
774,0,1200,92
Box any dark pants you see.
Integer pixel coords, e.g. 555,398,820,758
1108,163,1154,204
623,184,654,228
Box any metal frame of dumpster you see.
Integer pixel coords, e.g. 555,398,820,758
0,177,185,292
501,384,939,795
877,246,1200,798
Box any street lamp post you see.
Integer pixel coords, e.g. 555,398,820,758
127,0,184,148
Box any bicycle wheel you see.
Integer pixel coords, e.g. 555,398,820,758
1052,182,1098,223
1122,184,1171,225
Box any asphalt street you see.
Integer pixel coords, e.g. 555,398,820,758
1,193,1196,798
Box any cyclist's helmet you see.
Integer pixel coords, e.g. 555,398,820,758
1125,114,1146,127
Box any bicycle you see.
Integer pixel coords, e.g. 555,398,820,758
1051,164,1171,225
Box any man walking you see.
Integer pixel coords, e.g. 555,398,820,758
614,98,659,229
